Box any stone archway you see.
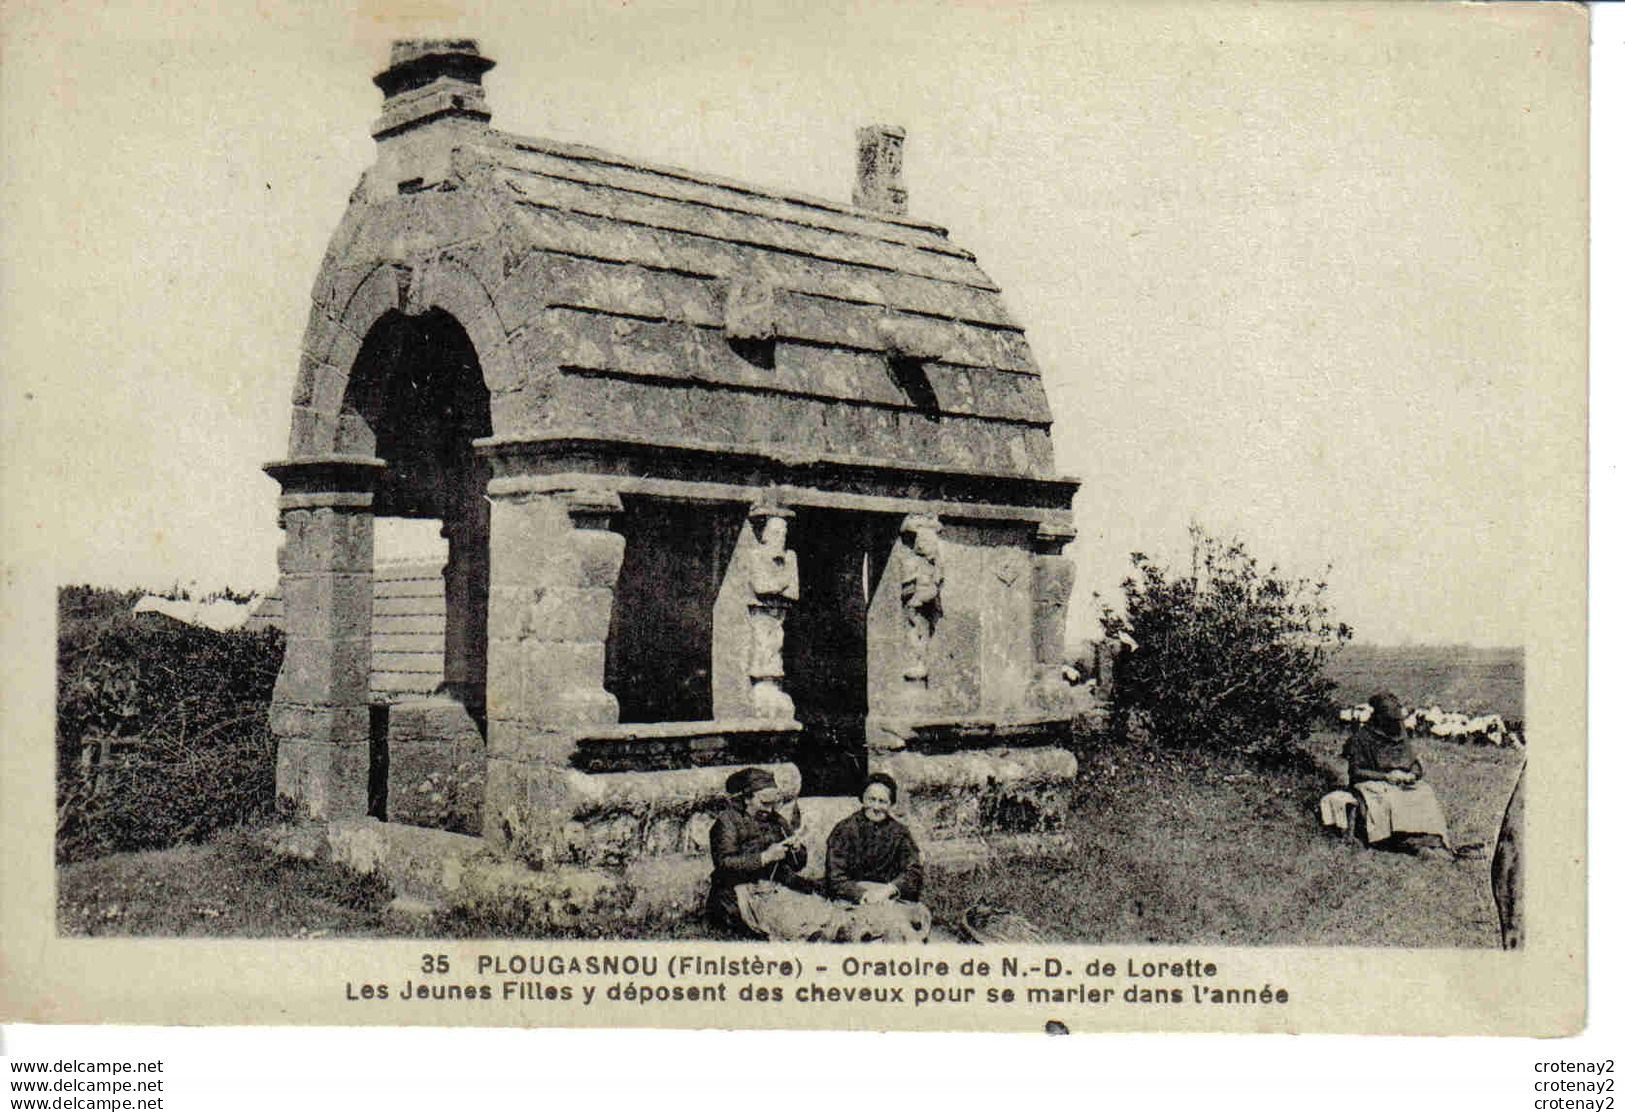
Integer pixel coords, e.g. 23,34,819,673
343,309,493,724
269,263,510,823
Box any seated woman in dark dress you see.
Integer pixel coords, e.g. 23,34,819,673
1341,691,1453,854
706,767,807,934
824,772,931,941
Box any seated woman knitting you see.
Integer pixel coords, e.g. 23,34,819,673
1339,691,1455,855
706,767,810,936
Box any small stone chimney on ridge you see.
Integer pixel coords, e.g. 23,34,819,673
369,39,496,199
853,125,908,216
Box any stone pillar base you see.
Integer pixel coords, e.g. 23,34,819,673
275,739,371,821
273,744,1075,933
483,757,802,868
864,712,1073,753
870,745,1078,841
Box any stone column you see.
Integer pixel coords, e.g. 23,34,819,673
898,514,944,701
440,461,491,715
483,482,625,856
745,503,798,720
1031,521,1077,713
486,486,624,754
264,458,384,821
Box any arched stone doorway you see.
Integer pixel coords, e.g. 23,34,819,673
343,309,493,724
268,303,494,827
342,309,492,828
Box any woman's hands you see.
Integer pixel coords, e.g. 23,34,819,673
857,882,899,905
761,834,802,865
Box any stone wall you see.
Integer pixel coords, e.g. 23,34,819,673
298,749,1079,932
866,517,1058,744
381,697,484,835
872,747,1078,842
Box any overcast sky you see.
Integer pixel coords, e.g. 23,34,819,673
1,1,1586,647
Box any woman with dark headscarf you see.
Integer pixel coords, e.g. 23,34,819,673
706,767,807,933
1342,691,1454,854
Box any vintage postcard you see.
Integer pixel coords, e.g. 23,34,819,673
0,0,1587,1035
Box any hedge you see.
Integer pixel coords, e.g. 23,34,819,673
56,587,285,862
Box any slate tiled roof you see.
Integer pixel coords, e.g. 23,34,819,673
481,132,1053,425
304,79,1068,482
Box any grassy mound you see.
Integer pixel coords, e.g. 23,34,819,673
57,729,1521,947
58,830,393,938
928,728,1518,948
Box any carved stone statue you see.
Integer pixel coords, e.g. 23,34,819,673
746,507,799,719
899,515,943,685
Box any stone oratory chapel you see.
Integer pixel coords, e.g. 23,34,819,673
265,40,1080,911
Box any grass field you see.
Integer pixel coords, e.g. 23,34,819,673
56,829,397,938
1325,644,1524,721
58,728,1522,947
929,730,1520,948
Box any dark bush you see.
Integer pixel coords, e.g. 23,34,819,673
1098,526,1351,761
56,586,285,862
57,584,143,624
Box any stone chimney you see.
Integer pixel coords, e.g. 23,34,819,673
853,125,907,216
373,39,494,138
368,39,495,198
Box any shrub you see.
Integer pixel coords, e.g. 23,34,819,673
1098,526,1351,760
56,587,285,862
